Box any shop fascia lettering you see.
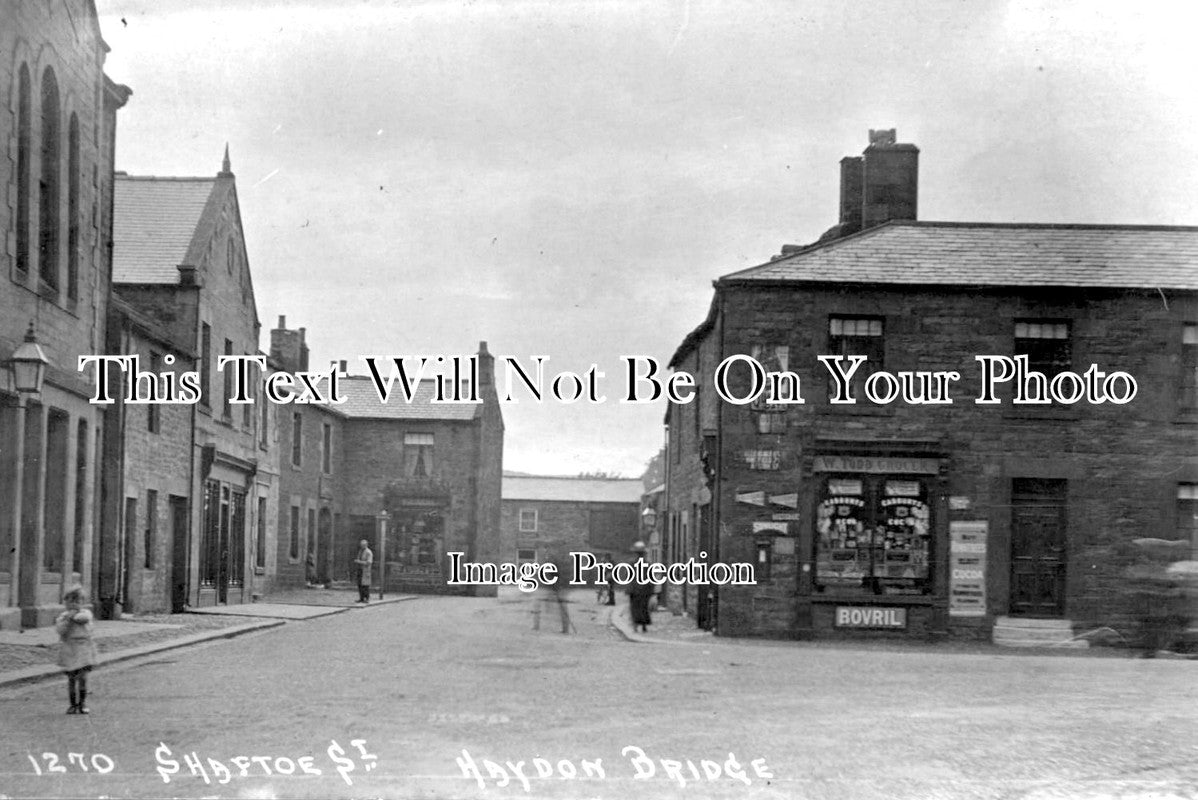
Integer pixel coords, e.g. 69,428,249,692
834,606,907,629
813,456,939,475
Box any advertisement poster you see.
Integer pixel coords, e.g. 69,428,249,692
1,2,1196,799
949,520,988,617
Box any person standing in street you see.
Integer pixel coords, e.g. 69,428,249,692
627,541,655,633
56,585,99,714
354,539,374,603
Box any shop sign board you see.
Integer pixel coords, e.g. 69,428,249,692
813,455,940,475
949,520,988,617
833,606,907,629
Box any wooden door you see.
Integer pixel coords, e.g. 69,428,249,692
1009,479,1067,617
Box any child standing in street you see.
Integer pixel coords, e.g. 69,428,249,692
55,585,98,714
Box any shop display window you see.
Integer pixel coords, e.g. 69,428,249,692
814,475,931,595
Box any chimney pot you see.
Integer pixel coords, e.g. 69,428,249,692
177,264,198,286
278,315,286,329
868,128,897,146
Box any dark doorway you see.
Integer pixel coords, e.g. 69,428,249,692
1009,478,1067,617
170,495,188,612
217,486,230,604
317,508,332,584
696,504,717,630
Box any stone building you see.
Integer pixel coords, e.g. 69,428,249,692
0,1,129,628
267,318,347,590
106,151,275,612
500,475,644,567
266,323,505,596
101,297,194,614
665,130,1198,643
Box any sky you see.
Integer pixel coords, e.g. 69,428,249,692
95,0,1198,477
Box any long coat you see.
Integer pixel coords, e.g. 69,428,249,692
354,547,374,587
626,555,655,626
56,609,99,672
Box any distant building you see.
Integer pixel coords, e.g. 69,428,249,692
501,475,644,568
105,152,274,613
665,130,1198,643
269,320,505,596
0,1,130,628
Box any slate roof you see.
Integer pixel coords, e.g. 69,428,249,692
337,376,480,421
112,176,218,283
502,476,645,504
720,221,1198,290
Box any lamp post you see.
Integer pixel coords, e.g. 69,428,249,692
377,510,390,601
6,322,49,611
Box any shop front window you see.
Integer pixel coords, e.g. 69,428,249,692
815,475,931,595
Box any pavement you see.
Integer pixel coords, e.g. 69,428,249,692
2,586,1194,799
0,587,413,689
2,585,1179,694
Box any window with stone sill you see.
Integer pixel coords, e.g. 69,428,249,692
148,351,162,433
291,412,302,467
288,504,300,561
519,508,538,533
750,344,799,411
38,67,61,292
404,433,434,477
222,339,234,420
1181,324,1197,409
1179,484,1198,561
1014,320,1071,375
827,316,884,400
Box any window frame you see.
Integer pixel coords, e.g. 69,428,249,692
1013,319,1072,376
403,432,434,478
291,412,303,468
1181,323,1197,409
827,315,884,400
518,508,538,533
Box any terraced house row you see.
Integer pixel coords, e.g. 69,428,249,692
0,1,503,629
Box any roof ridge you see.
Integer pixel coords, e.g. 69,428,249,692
115,175,217,183
506,475,640,482
906,220,1198,232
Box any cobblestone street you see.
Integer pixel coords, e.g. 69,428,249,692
2,591,1195,800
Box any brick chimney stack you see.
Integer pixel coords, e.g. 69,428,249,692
477,340,494,389
861,128,918,229
834,128,919,238
270,315,309,373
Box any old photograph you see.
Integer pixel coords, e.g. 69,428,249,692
0,1,1195,798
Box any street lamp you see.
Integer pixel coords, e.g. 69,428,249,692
10,322,49,397
641,506,659,561
6,322,48,613
641,506,657,529
377,510,390,601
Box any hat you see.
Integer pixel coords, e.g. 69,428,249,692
631,540,647,552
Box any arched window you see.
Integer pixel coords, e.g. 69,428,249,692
16,64,31,274
227,237,235,274
39,67,61,290
67,113,79,300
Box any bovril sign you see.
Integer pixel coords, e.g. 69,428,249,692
834,606,907,629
